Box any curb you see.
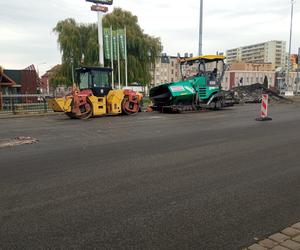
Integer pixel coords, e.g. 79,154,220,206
0,112,63,119
244,222,300,250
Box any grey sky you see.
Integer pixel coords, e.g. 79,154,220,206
0,0,299,74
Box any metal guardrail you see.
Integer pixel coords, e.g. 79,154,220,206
0,94,53,114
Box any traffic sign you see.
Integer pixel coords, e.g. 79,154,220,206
91,5,108,12
86,0,113,5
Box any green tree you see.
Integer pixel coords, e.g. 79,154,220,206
51,18,99,86
103,8,162,84
48,65,69,87
51,8,162,87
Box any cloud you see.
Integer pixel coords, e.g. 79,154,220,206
0,0,299,74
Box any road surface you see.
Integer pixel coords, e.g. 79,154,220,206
1,104,300,249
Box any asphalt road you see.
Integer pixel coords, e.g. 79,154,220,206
1,104,300,250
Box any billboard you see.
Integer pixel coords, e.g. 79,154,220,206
86,0,113,5
91,5,108,12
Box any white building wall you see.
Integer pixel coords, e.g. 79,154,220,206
222,71,276,90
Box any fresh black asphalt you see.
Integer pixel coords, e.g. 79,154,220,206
1,104,300,250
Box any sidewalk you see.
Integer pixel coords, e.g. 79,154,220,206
244,222,300,250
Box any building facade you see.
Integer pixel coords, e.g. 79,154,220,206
226,40,286,69
222,71,276,90
229,62,274,71
290,54,299,71
0,71,19,95
3,65,40,94
150,54,181,86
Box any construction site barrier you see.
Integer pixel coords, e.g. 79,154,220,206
256,94,272,121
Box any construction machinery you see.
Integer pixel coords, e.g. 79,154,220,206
150,55,234,112
48,67,142,119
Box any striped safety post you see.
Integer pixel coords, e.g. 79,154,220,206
256,94,272,121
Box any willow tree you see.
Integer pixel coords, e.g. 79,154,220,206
51,19,98,86
51,8,162,86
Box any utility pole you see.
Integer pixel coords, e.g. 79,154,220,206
286,0,295,94
297,47,300,94
198,0,203,56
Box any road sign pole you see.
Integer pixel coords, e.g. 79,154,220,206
97,9,104,67
87,0,112,67
198,0,203,56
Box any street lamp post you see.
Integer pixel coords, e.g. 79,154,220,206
286,0,295,95
297,47,300,94
198,0,203,56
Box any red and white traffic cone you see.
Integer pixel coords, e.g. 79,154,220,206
256,94,272,121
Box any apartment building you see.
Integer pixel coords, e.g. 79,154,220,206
150,54,181,86
226,40,286,69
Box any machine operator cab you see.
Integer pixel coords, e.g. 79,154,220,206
180,55,226,86
76,67,112,97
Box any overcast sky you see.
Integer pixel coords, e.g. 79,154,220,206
0,0,299,74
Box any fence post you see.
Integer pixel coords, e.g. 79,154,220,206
43,96,47,113
11,96,16,114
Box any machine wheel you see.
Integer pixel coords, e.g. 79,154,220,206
213,99,223,110
78,101,92,119
69,100,92,119
121,97,139,115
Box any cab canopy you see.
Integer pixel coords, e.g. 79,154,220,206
180,55,226,65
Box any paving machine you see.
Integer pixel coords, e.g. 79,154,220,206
150,55,234,112
48,67,142,119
